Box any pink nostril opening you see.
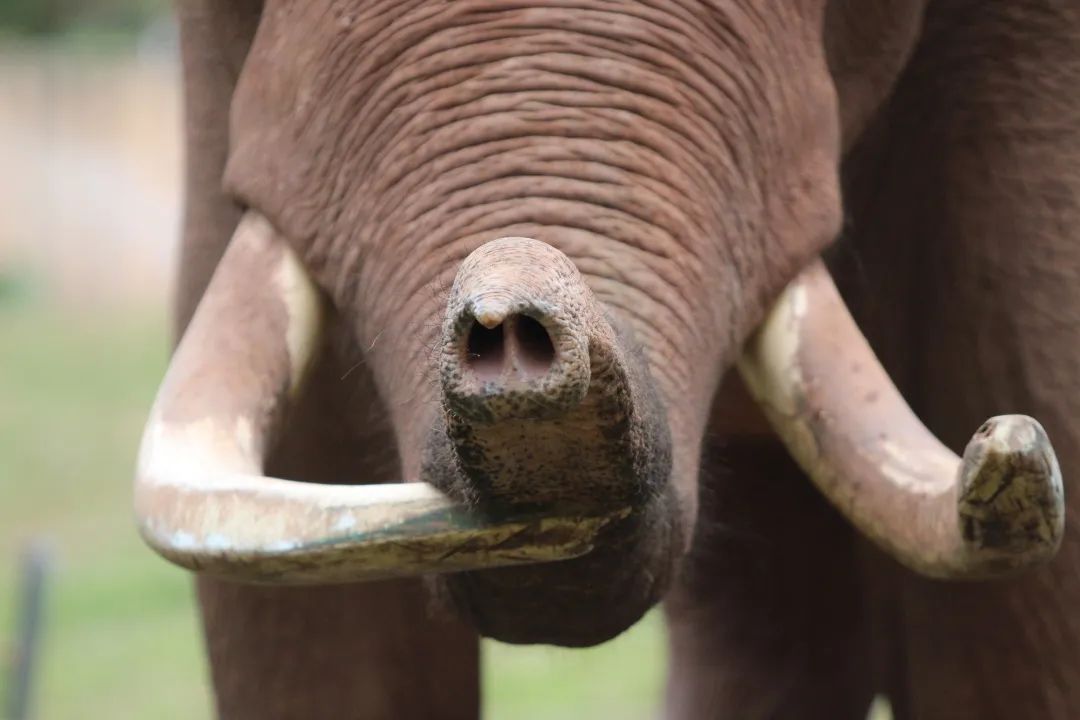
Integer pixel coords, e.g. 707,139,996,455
463,314,556,384
466,322,506,382
512,315,555,377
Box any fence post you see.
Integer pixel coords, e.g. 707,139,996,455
5,542,49,720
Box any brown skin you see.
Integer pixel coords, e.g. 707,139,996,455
173,0,1080,717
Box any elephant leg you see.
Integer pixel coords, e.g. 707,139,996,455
196,323,480,719
663,383,874,720
198,579,478,719
839,3,1080,717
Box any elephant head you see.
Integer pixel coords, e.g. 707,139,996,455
135,1,1064,647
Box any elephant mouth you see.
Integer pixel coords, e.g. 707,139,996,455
133,211,1064,603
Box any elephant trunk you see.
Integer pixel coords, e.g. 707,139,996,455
435,237,670,512
424,237,679,645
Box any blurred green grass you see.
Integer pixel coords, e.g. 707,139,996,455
0,291,665,719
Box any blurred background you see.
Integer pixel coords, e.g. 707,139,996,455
0,2,664,717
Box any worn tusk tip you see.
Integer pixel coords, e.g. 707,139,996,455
957,414,1065,571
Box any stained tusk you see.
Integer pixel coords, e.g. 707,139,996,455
737,259,1064,579
134,211,627,584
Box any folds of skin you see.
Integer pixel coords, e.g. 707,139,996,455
221,1,843,644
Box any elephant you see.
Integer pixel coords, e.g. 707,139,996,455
135,1,1080,718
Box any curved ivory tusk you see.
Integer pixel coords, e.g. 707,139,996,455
134,211,628,584
738,259,1064,579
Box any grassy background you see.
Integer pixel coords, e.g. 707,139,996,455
0,284,666,719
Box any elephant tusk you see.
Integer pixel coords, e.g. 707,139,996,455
133,211,627,584
738,259,1064,579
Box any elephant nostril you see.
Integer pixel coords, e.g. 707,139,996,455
466,321,505,382
443,238,596,418
463,314,556,385
513,315,555,378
